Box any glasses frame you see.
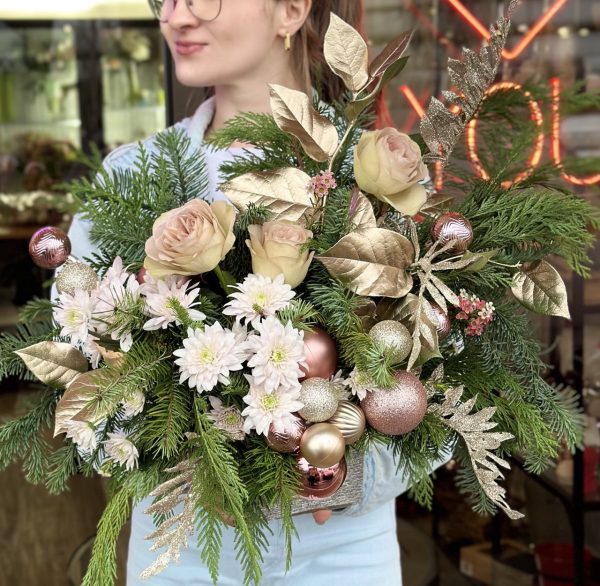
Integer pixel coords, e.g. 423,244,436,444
148,0,223,23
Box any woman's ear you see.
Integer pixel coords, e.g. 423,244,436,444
276,0,312,37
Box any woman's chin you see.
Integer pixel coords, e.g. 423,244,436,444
174,63,215,88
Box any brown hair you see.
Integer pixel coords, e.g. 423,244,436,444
287,0,394,128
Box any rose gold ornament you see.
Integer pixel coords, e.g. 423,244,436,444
300,327,338,381
369,320,412,363
28,227,72,269
328,400,366,445
431,212,473,253
137,267,148,284
430,303,451,340
298,377,339,423
361,371,427,435
266,415,306,453
299,422,345,468
296,456,347,499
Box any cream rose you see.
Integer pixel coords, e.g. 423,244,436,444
144,200,235,278
246,221,314,288
353,128,429,216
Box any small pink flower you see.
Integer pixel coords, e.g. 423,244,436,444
456,311,469,320
310,171,337,199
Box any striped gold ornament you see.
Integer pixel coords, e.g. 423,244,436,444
328,400,366,445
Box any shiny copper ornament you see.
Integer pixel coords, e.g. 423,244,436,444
328,400,366,445
430,303,451,340
266,415,306,453
298,377,339,423
296,456,347,499
55,261,99,295
431,212,473,253
361,371,427,435
300,327,338,381
137,267,148,284
369,320,412,363
28,227,72,269
299,423,346,468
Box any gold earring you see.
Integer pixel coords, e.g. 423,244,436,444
284,32,292,52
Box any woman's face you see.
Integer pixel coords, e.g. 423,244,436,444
160,0,286,88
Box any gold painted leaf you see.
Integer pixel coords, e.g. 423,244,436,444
15,341,87,388
220,168,313,222
54,371,102,437
324,13,369,92
368,30,413,79
269,84,338,162
317,228,414,297
511,260,571,319
350,190,377,230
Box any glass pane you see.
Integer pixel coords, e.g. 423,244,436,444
101,25,166,151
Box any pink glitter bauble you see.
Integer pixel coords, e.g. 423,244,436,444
28,227,71,269
361,371,427,435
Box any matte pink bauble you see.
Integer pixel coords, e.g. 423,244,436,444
297,456,347,500
266,415,306,453
28,227,71,269
361,371,427,435
300,327,338,381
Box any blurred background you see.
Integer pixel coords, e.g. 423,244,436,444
0,1,599,584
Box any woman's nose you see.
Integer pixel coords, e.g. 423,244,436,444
167,0,199,29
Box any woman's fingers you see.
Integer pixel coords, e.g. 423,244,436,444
312,509,332,525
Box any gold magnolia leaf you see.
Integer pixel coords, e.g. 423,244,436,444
15,341,87,388
324,13,369,92
269,84,338,163
368,30,413,79
220,168,313,222
350,190,377,230
317,228,414,298
511,260,571,319
354,298,377,331
54,371,102,437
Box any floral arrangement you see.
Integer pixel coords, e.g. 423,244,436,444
1,7,599,586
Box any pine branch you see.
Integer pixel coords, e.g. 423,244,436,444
277,299,321,331
18,298,55,323
45,442,79,494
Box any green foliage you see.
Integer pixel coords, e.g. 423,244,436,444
45,442,79,494
459,184,599,277
191,398,262,585
72,128,209,268
277,299,321,331
310,186,354,252
18,298,55,323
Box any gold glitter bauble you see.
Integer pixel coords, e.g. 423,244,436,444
298,377,339,423
56,261,99,294
299,423,345,468
361,371,427,435
431,212,473,253
369,320,412,363
328,400,366,445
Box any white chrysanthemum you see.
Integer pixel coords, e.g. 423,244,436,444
93,274,141,352
207,396,246,441
104,432,139,471
223,274,295,324
246,316,306,394
331,369,350,400
173,322,249,393
121,390,145,418
103,256,130,285
142,276,206,330
241,376,304,436
81,336,102,369
53,289,96,345
347,368,376,401
65,420,98,452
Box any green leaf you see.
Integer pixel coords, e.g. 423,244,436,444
461,249,499,272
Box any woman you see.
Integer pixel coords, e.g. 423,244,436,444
66,1,445,584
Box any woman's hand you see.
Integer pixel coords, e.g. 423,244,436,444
311,509,332,525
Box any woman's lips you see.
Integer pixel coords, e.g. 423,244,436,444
175,41,207,56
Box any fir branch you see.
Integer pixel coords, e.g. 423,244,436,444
18,298,55,323
45,442,79,494
277,299,321,331
310,187,354,252
0,390,55,483
82,485,133,586
136,375,193,460
191,398,262,586
458,185,600,277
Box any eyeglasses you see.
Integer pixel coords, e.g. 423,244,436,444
148,0,223,23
